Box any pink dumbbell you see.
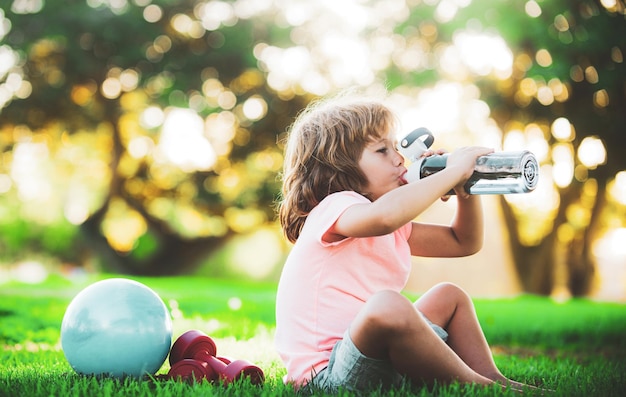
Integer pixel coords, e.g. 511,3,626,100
167,330,264,385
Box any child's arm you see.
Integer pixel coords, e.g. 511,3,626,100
328,146,492,245
407,193,484,257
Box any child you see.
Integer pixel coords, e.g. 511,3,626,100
275,91,539,393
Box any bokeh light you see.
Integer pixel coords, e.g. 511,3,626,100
552,144,574,188
577,136,606,169
609,171,626,205
157,108,217,172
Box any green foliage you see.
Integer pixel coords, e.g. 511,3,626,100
0,214,79,262
129,231,160,261
475,295,626,349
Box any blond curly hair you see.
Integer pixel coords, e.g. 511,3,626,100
278,91,398,243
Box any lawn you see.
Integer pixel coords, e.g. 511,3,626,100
1,274,625,396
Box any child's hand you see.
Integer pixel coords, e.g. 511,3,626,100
420,148,447,158
447,146,494,198
420,149,456,201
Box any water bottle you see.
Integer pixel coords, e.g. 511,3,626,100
398,128,539,195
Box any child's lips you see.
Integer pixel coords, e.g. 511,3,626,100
400,170,408,185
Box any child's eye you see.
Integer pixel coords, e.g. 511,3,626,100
377,147,388,154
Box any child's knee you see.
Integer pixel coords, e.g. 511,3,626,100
434,282,473,306
370,290,412,312
364,291,424,330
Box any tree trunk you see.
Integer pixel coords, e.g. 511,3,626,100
78,99,232,275
566,178,606,296
499,183,582,295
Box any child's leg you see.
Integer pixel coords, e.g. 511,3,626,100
348,289,496,387
416,282,546,391
414,282,508,383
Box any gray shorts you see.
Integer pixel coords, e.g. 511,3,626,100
307,313,448,393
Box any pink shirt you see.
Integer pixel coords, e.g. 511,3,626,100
275,191,413,386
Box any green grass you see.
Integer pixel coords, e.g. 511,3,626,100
1,274,626,396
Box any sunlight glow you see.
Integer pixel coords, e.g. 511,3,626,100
549,78,569,102
600,0,619,11
609,171,626,205
3,72,22,92
577,136,606,169
225,207,267,233
119,69,139,91
0,44,21,108
504,164,560,245
228,297,242,310
157,108,217,172
232,0,274,19
242,95,268,121
143,4,163,23
171,13,192,32
585,66,599,84
13,261,47,284
552,144,574,188
536,49,552,67
0,11,10,41
258,34,374,94
593,89,610,108
525,124,550,162
390,34,428,73
230,228,284,279
258,45,318,93
537,85,554,105
434,0,472,23
445,31,513,78
140,106,165,129
394,82,466,135
86,0,130,14
611,47,623,63
502,125,548,162
205,111,237,156
551,117,574,141
254,0,413,94
318,0,370,31
10,141,52,201
0,173,11,193
503,129,525,152
519,77,537,97
101,198,147,253
174,205,216,237
525,1,542,17
594,228,626,257
101,77,122,99
10,0,44,14
252,1,511,98
64,199,90,225
321,34,374,86
217,90,237,110
128,136,154,159
197,1,237,30
554,14,570,32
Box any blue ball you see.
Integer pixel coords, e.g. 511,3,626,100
61,278,172,378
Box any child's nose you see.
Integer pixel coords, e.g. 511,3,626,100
394,150,405,166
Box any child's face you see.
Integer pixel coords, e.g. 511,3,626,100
358,130,408,200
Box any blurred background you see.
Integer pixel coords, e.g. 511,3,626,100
0,0,624,301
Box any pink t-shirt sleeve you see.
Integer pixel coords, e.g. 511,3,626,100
275,191,412,386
